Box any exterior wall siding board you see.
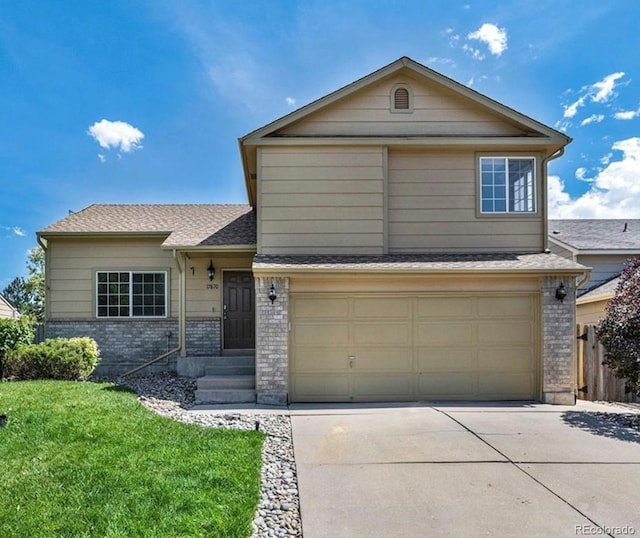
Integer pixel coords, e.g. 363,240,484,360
387,149,544,253
259,147,385,255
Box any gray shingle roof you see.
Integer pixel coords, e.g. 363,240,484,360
579,274,621,300
253,252,587,273
549,219,640,251
40,204,256,248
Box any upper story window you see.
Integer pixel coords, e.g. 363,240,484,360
96,271,167,318
480,157,536,214
390,84,413,113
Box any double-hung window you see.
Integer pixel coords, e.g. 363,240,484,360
96,271,167,318
480,157,536,214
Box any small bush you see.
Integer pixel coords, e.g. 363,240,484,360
0,317,35,357
3,337,100,381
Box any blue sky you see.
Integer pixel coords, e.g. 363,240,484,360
2,0,639,289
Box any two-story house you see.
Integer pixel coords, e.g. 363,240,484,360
38,57,587,405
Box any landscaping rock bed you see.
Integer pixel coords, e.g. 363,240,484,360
95,372,302,538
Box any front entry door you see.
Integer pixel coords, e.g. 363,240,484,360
223,271,255,349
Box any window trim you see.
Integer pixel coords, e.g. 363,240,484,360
95,270,168,319
478,155,538,216
390,83,413,114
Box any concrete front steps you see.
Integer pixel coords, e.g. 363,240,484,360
195,356,256,404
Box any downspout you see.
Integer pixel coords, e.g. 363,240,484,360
36,233,49,323
542,147,565,252
173,249,187,358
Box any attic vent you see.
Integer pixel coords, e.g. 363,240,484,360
390,84,413,113
394,88,409,109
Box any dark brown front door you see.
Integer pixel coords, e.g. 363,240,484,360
223,271,255,349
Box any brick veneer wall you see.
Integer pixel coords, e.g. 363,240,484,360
45,318,221,375
542,276,576,405
254,276,289,405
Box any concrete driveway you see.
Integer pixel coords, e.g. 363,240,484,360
289,401,640,538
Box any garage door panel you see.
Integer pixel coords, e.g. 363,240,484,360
478,296,534,318
294,298,349,319
294,323,349,346
478,348,534,370
354,323,410,345
290,293,538,402
353,375,413,399
293,349,351,372
478,321,533,345
416,297,473,318
355,349,412,371
416,322,473,345
292,375,350,400
417,348,475,371
353,297,410,318
418,373,476,397
478,373,534,398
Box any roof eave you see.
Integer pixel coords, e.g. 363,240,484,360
161,244,257,252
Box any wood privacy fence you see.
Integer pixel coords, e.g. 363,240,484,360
576,323,639,403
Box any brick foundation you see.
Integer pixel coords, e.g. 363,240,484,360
45,317,221,376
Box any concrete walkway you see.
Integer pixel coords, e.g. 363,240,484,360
289,401,640,538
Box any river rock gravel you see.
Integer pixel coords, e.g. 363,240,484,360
94,372,302,537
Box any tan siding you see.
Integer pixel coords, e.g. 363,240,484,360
387,150,544,253
577,299,610,325
276,73,529,137
259,147,385,255
48,238,177,319
185,254,254,317
0,298,17,319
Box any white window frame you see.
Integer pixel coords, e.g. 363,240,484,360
479,156,537,214
96,271,168,319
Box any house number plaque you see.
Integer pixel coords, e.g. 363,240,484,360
207,284,219,290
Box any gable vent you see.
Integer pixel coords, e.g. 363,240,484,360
394,88,410,109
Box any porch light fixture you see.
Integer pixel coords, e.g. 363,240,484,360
207,260,215,281
555,282,567,303
268,284,277,304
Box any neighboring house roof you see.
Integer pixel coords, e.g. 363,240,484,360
253,252,587,274
39,204,256,249
549,219,640,252
577,274,621,303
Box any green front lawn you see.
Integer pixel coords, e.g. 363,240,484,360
0,381,264,537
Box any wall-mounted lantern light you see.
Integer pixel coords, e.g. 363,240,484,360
268,284,277,304
555,282,567,303
207,260,215,281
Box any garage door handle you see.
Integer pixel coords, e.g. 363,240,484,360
349,355,355,368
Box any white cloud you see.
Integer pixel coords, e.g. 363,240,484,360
1,226,26,237
614,107,640,120
285,96,296,107
98,153,106,163
580,114,604,126
467,23,508,56
575,167,588,180
462,43,485,61
563,72,626,119
592,72,625,102
549,137,640,218
87,120,144,155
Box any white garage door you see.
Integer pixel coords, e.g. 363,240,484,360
290,294,538,402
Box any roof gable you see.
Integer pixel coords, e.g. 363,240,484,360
241,56,569,144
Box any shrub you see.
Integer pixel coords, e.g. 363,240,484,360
0,317,35,358
0,317,35,378
3,337,100,381
596,258,640,394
